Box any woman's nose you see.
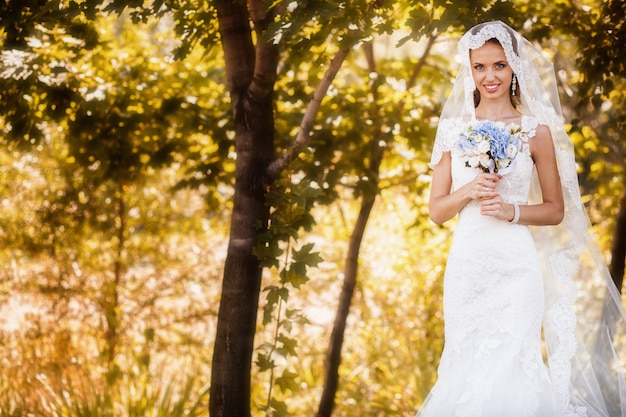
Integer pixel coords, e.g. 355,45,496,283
484,68,496,81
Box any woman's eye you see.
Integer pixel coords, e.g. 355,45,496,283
496,63,506,69
474,64,484,70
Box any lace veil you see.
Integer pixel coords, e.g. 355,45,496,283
430,21,626,416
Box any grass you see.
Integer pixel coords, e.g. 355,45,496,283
0,371,210,417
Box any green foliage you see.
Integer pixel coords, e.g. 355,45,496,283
0,0,100,49
0,0,101,143
401,0,519,44
569,0,626,104
0,6,224,414
268,0,396,52
103,0,220,59
255,177,322,416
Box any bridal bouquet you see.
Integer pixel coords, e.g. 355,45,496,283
456,120,522,174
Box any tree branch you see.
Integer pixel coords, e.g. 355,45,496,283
266,46,353,181
248,0,279,103
407,33,438,91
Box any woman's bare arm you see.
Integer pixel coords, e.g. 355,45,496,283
429,152,501,225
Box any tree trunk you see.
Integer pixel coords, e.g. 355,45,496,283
609,189,626,293
210,1,356,412
316,41,385,417
104,185,126,384
316,193,377,417
316,37,436,417
210,1,278,416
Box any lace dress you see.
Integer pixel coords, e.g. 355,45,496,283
417,115,560,417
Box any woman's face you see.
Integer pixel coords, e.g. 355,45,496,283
470,41,514,102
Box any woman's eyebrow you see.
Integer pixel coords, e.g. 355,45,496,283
471,60,508,65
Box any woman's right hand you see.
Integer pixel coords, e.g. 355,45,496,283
430,154,502,225
470,172,500,201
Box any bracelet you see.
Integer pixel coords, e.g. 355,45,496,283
510,203,520,224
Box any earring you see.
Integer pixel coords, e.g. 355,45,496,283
511,74,517,96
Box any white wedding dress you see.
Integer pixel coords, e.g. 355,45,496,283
417,115,560,417
419,21,626,417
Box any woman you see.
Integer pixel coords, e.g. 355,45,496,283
419,21,626,417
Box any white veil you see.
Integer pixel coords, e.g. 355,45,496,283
430,21,626,417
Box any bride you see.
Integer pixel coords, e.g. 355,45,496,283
419,21,626,417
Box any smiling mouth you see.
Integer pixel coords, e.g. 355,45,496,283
484,84,500,92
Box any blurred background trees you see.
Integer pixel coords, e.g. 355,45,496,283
0,0,623,416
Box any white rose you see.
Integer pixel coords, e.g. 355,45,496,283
495,121,506,129
507,144,518,158
468,156,479,168
478,140,491,153
478,154,490,168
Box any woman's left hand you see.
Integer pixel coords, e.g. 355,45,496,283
479,191,512,221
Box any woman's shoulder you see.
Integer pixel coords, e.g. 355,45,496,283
439,116,469,130
435,117,468,147
436,117,468,136
430,117,468,168
520,115,551,128
520,115,549,140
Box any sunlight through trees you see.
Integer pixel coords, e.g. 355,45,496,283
0,0,624,416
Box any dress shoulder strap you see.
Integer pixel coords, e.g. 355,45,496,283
428,117,466,169
519,115,543,152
